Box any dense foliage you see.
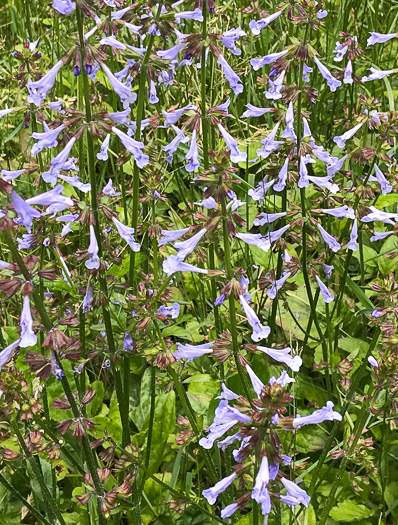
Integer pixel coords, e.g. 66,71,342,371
1,0,398,523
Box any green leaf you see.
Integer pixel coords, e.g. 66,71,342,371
4,121,23,143
378,234,398,275
329,500,375,521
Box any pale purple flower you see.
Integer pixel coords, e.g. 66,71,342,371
307,175,339,194
281,102,297,141
369,165,392,195
159,227,190,246
246,364,265,396
248,178,275,204
162,104,197,127
241,104,272,118
249,11,281,35
347,219,358,251
344,60,353,84
317,8,328,18
321,205,355,219
112,216,141,252
82,282,93,313
371,310,383,318
333,41,348,62
157,42,187,60
315,275,334,303
0,339,20,372
0,108,14,119
27,60,64,106
333,122,363,148
50,351,65,381
174,341,213,361
273,157,289,192
251,50,288,71
100,36,127,50
103,179,121,196
370,230,394,242
267,271,291,300
280,478,310,507
163,255,208,276
203,473,237,505
101,64,137,108
17,234,36,250
108,108,131,125
149,80,159,104
112,126,149,168
252,456,272,515
173,228,207,259
26,185,73,217
313,56,342,92
240,294,270,341
217,432,242,450
265,70,285,100
163,128,187,162
32,123,65,155
2,169,25,182
219,383,239,400
368,356,379,367
218,55,243,95
318,224,341,252
253,212,286,226
124,22,143,37
52,0,75,15
20,295,37,348
266,224,290,244
258,345,302,371
269,370,295,387
298,157,309,188
85,225,100,270
185,130,200,172
327,155,348,177
361,206,398,225
96,133,111,162
58,175,90,193
123,332,134,351
362,67,395,82
111,6,131,20
367,32,397,46
302,64,313,82
42,136,77,185
158,302,180,319
235,232,271,252
293,401,342,428
221,503,239,519
323,264,334,279
12,191,41,233
221,27,246,55
174,8,204,22
217,123,247,163
257,123,284,159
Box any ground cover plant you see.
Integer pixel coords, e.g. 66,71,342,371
1,0,398,523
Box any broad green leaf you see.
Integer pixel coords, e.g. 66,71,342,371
379,234,398,275
329,500,375,521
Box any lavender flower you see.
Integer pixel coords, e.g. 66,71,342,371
307,175,339,194
265,70,285,100
108,108,131,125
362,67,395,82
85,225,100,270
20,295,37,348
293,401,342,428
280,478,310,508
0,108,14,119
203,473,237,505
369,165,392,195
361,206,398,225
221,503,239,519
235,232,271,252
281,102,297,141
253,212,287,226
163,128,187,162
266,224,290,244
2,169,25,182
313,56,341,92
158,302,180,318
173,342,213,361
258,345,302,371
248,178,275,204
348,219,358,251
274,158,289,192
51,351,65,380
368,356,379,367
315,275,334,303
26,185,73,216
162,104,197,127
82,282,93,313
302,64,313,83
27,61,64,106
333,41,349,62
159,227,190,246
52,0,76,14
174,8,204,22
317,224,341,252
267,271,291,300
257,122,283,158
241,104,272,118
218,55,243,95
42,136,77,185
163,255,208,276
323,264,334,279
326,155,347,177
269,370,295,387
240,294,270,341
344,60,353,84
246,364,265,396
217,123,247,163
251,50,288,71
185,130,200,172
333,122,363,148
249,11,281,35
0,339,20,372
112,126,149,169
221,27,246,55
100,36,127,50
370,231,394,242
321,205,355,219
252,456,272,515
101,64,137,108
12,191,41,233
173,228,207,259
103,179,121,196
31,123,65,155
298,157,309,188
157,42,187,60
367,32,397,46
112,216,141,252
